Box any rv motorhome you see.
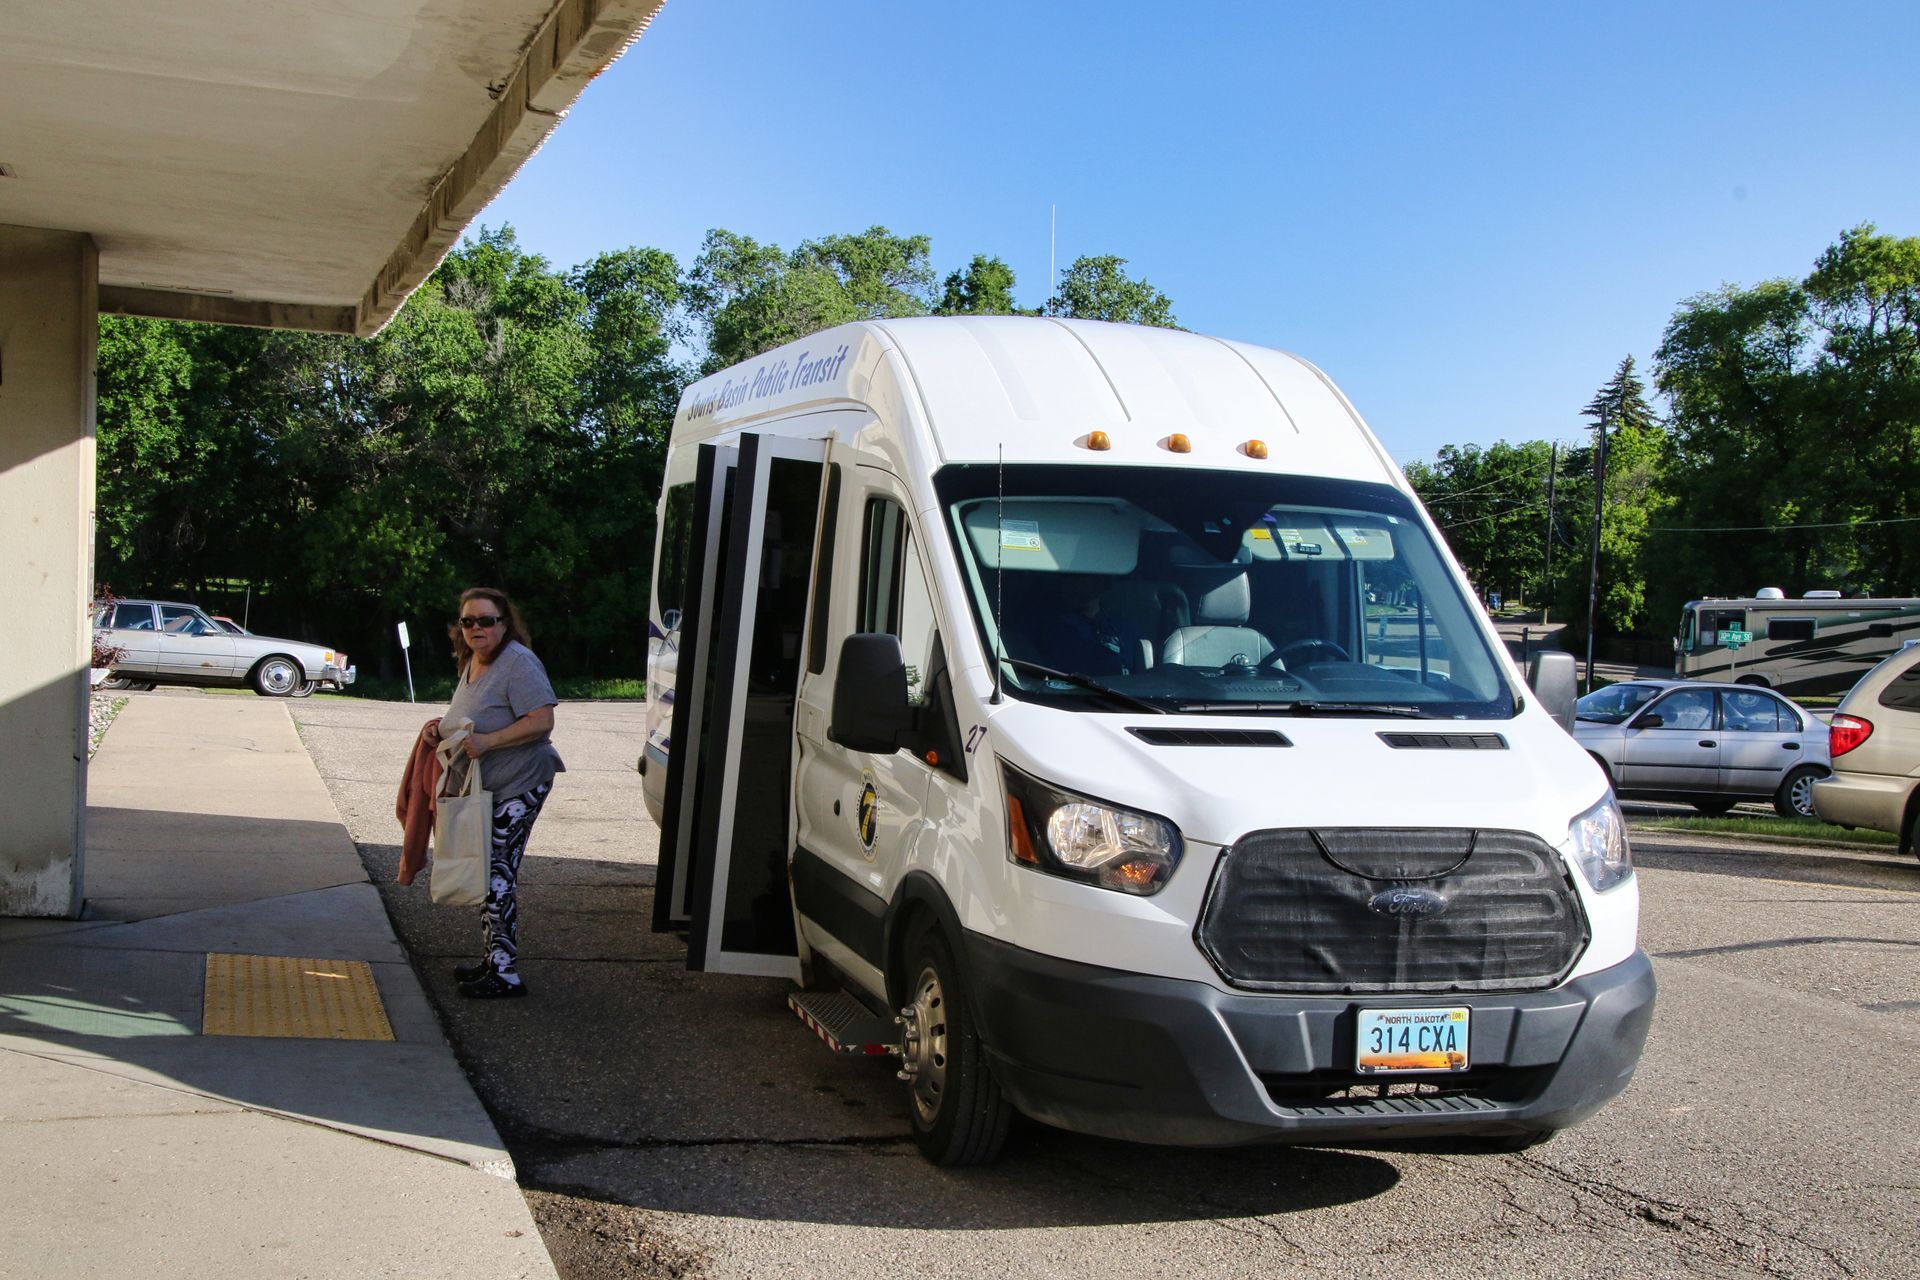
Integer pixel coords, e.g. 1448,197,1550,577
1673,591,1920,696
642,316,1653,1164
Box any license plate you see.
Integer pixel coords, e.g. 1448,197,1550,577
1355,1007,1470,1074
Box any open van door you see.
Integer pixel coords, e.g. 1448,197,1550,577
654,432,830,977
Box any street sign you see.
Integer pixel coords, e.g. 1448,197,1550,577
397,621,411,649
1721,629,1752,648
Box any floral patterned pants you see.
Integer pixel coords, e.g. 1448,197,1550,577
482,781,551,980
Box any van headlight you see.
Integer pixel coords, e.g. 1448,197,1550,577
1567,794,1633,892
1000,761,1182,895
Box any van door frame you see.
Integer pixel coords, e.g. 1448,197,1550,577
683,431,831,978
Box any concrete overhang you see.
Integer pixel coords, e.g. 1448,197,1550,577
0,0,666,336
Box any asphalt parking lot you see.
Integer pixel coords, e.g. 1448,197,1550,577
296,697,1920,1280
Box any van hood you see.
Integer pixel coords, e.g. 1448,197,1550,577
984,702,1607,849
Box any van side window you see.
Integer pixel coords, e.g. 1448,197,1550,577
1766,618,1815,642
1878,656,1920,712
656,483,695,623
861,497,938,705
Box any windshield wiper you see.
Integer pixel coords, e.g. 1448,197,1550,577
1282,701,1432,718
999,658,1169,714
1169,700,1433,716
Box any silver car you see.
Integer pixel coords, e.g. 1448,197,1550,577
91,598,356,697
1573,678,1830,818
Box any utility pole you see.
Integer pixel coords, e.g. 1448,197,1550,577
1541,442,1557,627
1583,424,1610,693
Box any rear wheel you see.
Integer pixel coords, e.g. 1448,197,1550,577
1774,765,1824,819
898,922,1010,1166
1735,675,1768,687
1691,797,1737,817
251,656,303,697
98,671,140,691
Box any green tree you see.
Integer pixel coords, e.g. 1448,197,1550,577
937,255,1026,315
1560,357,1670,638
1405,439,1559,606
690,226,935,369
1651,224,1920,613
1046,255,1179,328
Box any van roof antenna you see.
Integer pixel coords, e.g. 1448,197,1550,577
992,443,1005,705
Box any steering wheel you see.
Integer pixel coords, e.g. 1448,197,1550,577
1264,638,1351,669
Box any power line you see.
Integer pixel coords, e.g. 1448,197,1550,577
1646,513,1920,534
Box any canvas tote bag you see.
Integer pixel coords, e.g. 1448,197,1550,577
431,720,492,907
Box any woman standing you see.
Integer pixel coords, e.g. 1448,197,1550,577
425,587,564,998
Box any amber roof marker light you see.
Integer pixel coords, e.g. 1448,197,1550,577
1240,439,1269,460
1163,433,1192,454
1082,430,1113,451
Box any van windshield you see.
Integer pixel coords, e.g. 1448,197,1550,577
934,464,1514,718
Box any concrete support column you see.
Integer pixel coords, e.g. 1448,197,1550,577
0,226,98,917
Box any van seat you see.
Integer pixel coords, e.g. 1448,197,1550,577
1161,570,1274,667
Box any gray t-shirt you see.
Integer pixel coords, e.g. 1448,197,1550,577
443,640,564,802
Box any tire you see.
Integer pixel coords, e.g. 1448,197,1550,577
1773,765,1824,820
1734,675,1768,687
1691,797,1737,817
251,655,303,697
289,679,317,699
898,922,1011,1166
98,671,140,691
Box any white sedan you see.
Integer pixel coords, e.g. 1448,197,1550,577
92,597,355,697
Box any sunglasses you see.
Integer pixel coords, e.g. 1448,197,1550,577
457,614,503,630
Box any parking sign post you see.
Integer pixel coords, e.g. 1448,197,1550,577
397,621,414,703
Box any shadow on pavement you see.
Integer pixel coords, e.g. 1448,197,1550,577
354,844,1408,1230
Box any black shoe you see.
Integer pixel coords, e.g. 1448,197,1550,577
458,972,527,999
453,960,493,983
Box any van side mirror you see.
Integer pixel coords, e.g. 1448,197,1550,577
830,633,914,754
1527,651,1577,732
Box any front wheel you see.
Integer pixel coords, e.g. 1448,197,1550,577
898,924,1011,1166
251,656,303,697
98,671,141,691
1774,765,1825,819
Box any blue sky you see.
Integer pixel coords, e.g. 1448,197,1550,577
477,0,1920,465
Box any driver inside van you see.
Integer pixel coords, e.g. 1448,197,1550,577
1028,573,1146,677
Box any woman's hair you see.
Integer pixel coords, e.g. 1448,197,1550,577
448,586,533,670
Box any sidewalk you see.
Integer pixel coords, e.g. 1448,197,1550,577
0,693,557,1280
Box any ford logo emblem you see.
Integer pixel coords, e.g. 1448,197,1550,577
1368,888,1448,917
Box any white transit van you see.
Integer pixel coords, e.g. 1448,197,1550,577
642,316,1653,1164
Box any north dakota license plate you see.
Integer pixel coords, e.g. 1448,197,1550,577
1355,1007,1470,1074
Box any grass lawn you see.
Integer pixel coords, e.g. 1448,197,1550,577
1631,813,1896,847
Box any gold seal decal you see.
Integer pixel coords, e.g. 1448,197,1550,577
857,775,879,851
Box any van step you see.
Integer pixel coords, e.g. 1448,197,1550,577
789,991,900,1056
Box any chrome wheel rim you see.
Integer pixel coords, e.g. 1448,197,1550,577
905,963,950,1126
260,659,299,695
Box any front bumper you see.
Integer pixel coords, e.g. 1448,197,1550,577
963,933,1655,1148
322,663,357,690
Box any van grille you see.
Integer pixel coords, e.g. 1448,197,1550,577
1195,829,1587,993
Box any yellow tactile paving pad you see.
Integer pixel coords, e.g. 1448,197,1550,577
202,954,395,1041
